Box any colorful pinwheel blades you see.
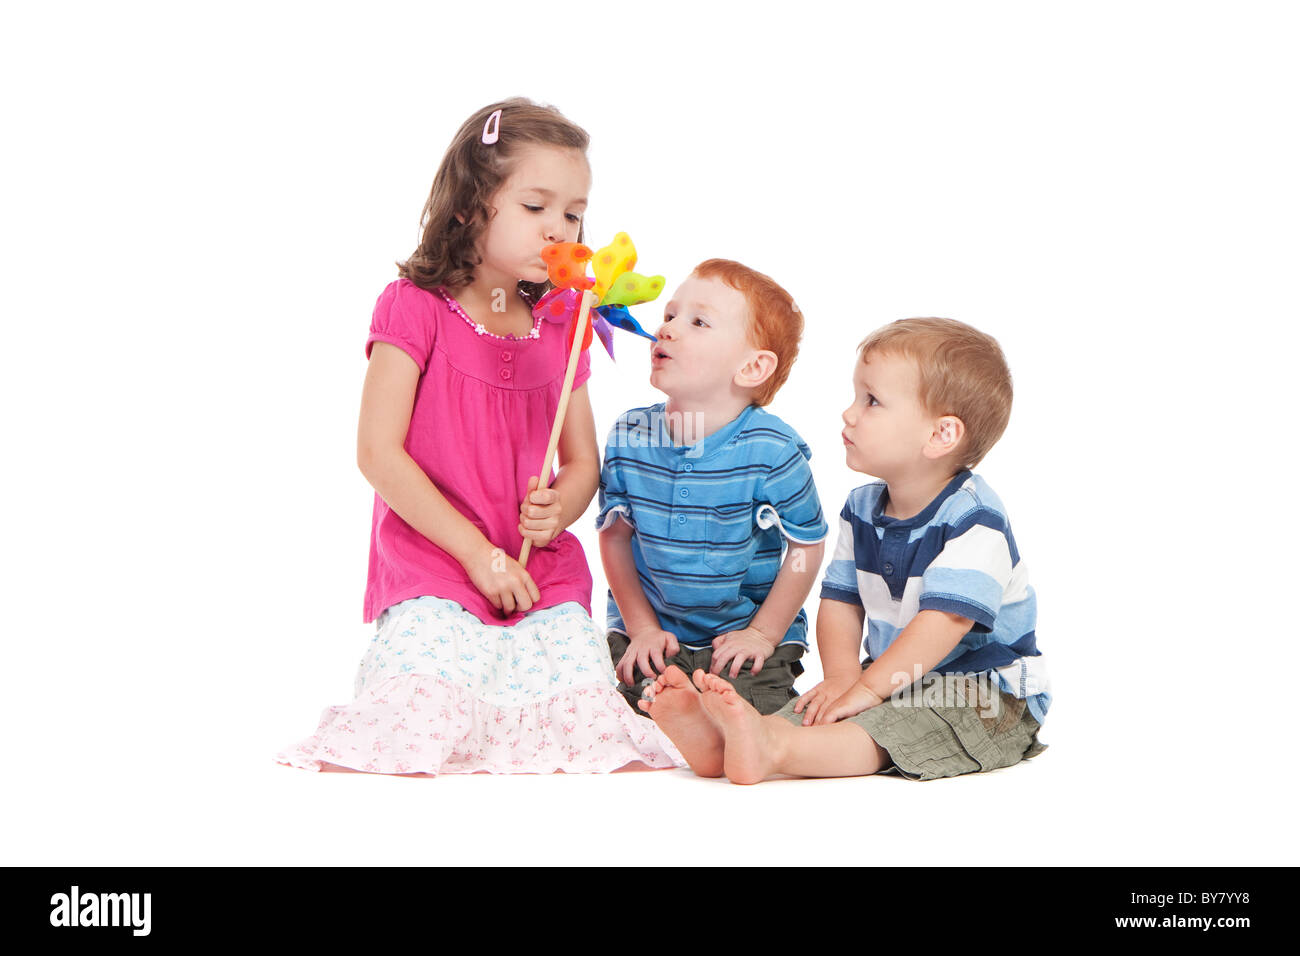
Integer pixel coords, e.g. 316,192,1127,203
533,232,664,360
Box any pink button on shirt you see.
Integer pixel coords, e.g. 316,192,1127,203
362,279,593,626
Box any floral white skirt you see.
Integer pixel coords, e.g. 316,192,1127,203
276,597,682,775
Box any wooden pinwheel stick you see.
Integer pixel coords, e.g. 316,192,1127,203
518,288,596,568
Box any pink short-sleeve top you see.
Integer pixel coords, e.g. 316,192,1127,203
362,278,593,626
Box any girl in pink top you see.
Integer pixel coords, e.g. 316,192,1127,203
277,99,679,775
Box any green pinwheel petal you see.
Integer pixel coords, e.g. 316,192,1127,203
600,271,665,308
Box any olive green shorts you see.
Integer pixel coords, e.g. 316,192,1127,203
607,631,804,716
775,673,1048,781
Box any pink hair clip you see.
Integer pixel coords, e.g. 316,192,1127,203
481,109,501,145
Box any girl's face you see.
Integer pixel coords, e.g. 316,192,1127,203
479,145,590,286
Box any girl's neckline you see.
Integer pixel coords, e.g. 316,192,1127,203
435,286,542,342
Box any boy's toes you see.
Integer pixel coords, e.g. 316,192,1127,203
660,665,693,690
699,672,729,696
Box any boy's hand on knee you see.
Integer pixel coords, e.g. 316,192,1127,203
823,681,885,724
794,674,860,726
710,626,778,678
617,626,680,687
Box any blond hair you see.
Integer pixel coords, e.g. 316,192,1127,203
858,317,1013,468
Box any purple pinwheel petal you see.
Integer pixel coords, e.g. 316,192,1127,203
592,316,616,360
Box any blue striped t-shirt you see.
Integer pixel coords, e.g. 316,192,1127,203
820,470,1051,722
597,403,829,649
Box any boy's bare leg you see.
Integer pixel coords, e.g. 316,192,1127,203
638,665,724,777
693,670,889,785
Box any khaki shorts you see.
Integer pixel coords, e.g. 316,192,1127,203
607,631,804,716
775,673,1047,780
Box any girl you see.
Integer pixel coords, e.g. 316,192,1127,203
277,99,681,774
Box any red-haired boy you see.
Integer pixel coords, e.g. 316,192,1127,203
598,260,828,716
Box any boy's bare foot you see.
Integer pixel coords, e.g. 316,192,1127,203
693,670,779,785
638,665,724,777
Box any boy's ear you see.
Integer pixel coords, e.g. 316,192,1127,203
924,415,965,461
735,349,778,391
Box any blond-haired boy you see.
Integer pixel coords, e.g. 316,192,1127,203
642,317,1050,781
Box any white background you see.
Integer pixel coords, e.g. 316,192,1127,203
3,0,1297,866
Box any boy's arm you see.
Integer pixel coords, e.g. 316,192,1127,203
816,598,866,682
862,610,973,698
715,431,829,677
711,541,825,677
822,609,972,722
598,519,660,634
599,518,681,685
796,597,865,724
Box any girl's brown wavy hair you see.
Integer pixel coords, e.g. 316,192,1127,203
397,98,590,304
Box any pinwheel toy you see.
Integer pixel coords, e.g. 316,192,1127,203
533,232,662,360
518,233,665,567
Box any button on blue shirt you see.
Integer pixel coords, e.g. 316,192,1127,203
597,403,829,649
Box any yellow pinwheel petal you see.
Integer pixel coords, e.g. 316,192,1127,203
591,232,637,302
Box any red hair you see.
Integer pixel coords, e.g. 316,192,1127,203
690,259,802,406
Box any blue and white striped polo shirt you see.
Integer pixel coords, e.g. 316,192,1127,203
820,471,1051,722
597,403,829,649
